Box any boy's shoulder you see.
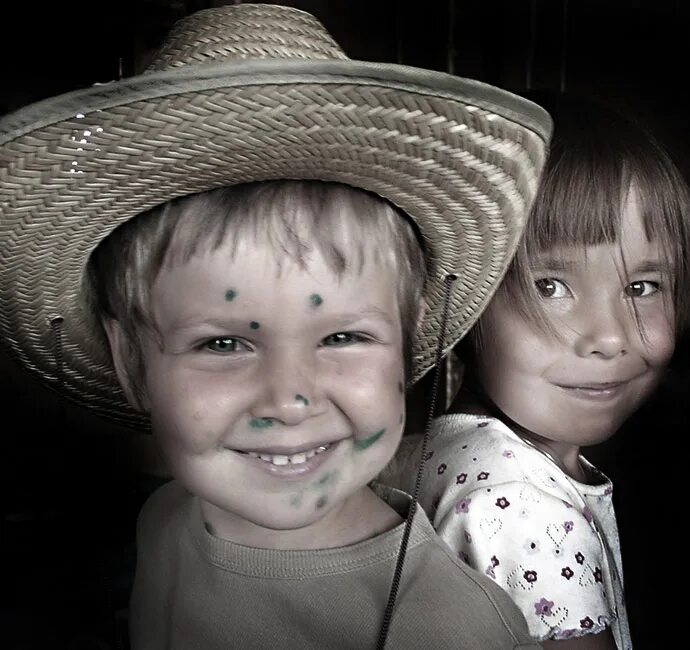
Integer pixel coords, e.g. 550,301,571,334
136,478,191,546
395,501,540,647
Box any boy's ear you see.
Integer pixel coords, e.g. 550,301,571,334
101,318,149,411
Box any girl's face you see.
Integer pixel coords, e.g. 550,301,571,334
474,191,675,461
130,234,408,549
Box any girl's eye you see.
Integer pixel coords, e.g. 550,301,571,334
205,337,248,354
321,332,365,347
534,278,570,298
625,280,659,298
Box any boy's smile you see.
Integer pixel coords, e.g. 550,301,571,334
138,233,407,548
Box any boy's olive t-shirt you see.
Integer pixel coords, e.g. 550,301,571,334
130,480,541,649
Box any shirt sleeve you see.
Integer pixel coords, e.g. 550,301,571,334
434,480,617,642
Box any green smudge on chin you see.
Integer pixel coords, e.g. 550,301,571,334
250,321,260,330
315,471,335,487
353,429,386,451
249,417,273,429
225,289,237,301
309,293,323,307
295,394,309,405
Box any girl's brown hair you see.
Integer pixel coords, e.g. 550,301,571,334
493,92,689,340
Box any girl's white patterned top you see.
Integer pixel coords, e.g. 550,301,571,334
387,413,631,647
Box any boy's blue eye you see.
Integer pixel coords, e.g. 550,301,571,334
321,332,364,346
625,280,659,298
205,337,247,353
534,278,569,298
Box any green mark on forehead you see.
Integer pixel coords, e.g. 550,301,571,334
249,417,273,429
225,289,237,301
250,321,260,330
309,293,323,308
295,394,309,405
353,429,386,451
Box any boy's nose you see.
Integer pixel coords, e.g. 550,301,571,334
250,349,325,425
573,299,630,359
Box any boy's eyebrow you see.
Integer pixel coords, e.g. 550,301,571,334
335,306,398,326
166,306,397,332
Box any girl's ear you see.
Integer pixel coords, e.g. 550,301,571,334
102,318,149,412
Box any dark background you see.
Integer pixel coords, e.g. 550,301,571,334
1,1,688,648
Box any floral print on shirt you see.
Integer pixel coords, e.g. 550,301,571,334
395,414,631,648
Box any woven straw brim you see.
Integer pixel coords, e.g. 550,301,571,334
0,59,550,428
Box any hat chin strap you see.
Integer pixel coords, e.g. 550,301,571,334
376,273,457,649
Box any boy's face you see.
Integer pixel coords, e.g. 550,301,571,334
137,232,408,546
474,192,674,458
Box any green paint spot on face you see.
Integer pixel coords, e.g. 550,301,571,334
295,394,309,406
309,293,323,308
225,289,237,301
249,417,273,429
353,429,386,451
316,495,327,509
250,321,260,329
316,471,334,487
289,494,303,508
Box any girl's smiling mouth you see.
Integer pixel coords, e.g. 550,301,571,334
553,381,630,401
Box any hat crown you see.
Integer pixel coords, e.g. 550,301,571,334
146,4,348,72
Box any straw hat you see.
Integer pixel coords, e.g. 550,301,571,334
0,3,551,428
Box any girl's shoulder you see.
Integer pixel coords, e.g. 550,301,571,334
425,414,577,497
430,413,529,459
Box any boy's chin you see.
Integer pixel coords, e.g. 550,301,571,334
199,494,345,547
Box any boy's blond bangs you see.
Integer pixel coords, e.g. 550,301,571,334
89,181,427,406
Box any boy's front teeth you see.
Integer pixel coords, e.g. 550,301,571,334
247,444,330,466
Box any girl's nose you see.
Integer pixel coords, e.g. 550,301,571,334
250,349,325,426
573,299,630,359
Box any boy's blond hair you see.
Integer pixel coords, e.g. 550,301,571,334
89,180,427,408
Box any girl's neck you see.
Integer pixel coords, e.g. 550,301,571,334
451,381,592,484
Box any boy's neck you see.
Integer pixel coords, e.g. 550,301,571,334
200,485,403,550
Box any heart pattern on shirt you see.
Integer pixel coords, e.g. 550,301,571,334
479,517,503,539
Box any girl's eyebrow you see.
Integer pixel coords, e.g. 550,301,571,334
531,257,672,274
529,257,576,272
633,259,672,274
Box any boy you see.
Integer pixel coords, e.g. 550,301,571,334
0,4,550,648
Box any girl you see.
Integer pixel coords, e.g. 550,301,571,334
387,93,689,649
